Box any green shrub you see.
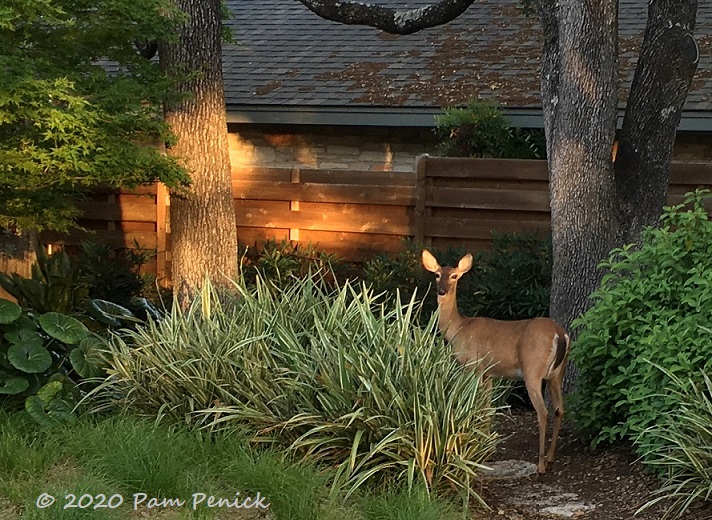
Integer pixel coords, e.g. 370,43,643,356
0,244,89,314
0,242,157,319
362,233,551,322
434,99,546,159
0,243,153,425
637,364,712,519
92,275,499,502
240,239,346,288
570,190,712,454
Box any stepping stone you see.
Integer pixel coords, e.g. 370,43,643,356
481,459,538,479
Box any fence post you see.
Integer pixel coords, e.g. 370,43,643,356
414,154,428,244
289,168,300,242
156,183,169,285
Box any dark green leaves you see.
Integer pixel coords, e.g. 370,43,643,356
571,190,712,460
0,0,189,231
38,312,89,344
0,298,21,323
0,373,30,395
7,343,52,373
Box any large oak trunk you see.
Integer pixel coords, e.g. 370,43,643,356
159,0,238,306
536,0,698,390
537,0,622,390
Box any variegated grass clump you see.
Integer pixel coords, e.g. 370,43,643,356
637,365,712,519
92,274,499,500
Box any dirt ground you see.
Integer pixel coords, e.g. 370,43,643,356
476,409,711,520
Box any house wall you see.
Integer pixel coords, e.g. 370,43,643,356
228,124,437,171
673,132,712,161
229,124,712,171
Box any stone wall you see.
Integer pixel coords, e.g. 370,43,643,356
228,124,438,171
228,124,711,172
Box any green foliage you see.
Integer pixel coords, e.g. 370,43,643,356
363,233,551,322
0,299,107,426
240,239,346,288
434,99,546,159
637,365,712,519
0,242,155,320
359,486,460,520
0,244,89,314
0,0,190,231
92,276,500,502
0,243,151,425
571,190,712,455
0,411,471,519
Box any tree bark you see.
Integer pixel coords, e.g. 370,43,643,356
534,0,623,391
296,0,478,34
159,0,238,307
614,0,699,243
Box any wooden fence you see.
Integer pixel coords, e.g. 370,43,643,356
1,157,710,283
41,184,169,279
233,157,712,261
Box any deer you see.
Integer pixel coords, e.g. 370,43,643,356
421,249,570,475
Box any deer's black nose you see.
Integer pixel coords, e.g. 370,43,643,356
437,288,447,296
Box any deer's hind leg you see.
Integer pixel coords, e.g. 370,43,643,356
524,377,549,474
546,364,566,466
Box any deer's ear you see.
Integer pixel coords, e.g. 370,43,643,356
458,254,473,274
421,249,441,272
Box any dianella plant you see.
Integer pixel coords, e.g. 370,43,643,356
93,273,502,503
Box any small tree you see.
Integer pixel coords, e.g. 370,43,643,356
0,0,190,231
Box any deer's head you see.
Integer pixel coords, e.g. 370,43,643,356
421,249,473,299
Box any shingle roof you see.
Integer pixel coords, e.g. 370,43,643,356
223,0,712,123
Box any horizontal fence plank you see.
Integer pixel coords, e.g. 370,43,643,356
669,162,712,185
232,181,417,205
294,230,408,262
43,230,157,249
75,201,157,223
232,166,292,182
235,206,413,236
423,157,549,180
427,187,551,212
300,169,416,186
425,217,551,240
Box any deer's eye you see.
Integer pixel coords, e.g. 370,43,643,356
434,273,440,279
450,274,457,280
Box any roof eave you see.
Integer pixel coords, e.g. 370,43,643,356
226,105,712,131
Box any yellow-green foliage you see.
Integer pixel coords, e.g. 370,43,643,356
0,0,189,230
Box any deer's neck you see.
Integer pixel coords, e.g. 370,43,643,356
438,289,465,342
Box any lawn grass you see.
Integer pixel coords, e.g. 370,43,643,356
0,411,472,520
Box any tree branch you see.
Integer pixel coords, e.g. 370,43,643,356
294,0,477,35
614,0,698,237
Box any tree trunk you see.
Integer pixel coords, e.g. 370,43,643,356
536,0,621,391
614,0,699,243
159,0,238,306
536,0,699,391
